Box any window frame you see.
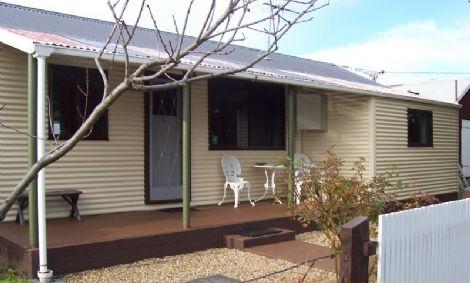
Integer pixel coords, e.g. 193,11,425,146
407,108,433,148
208,78,286,151
48,64,109,141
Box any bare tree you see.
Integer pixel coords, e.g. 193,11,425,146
0,0,326,219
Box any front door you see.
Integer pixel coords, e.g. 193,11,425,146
149,88,182,202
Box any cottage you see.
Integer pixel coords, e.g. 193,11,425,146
0,2,460,276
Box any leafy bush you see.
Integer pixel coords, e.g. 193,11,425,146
281,149,443,282
385,191,440,213
280,149,399,280
0,267,30,283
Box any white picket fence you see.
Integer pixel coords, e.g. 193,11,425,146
377,198,470,283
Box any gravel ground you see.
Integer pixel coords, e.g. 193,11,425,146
65,232,336,283
296,231,329,247
65,248,335,283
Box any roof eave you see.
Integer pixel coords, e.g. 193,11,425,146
11,43,461,109
0,27,35,54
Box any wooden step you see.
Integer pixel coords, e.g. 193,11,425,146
245,240,335,272
224,228,295,249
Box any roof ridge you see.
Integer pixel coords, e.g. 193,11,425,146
0,1,375,85
0,1,186,39
0,1,211,48
0,1,336,65
0,1,116,28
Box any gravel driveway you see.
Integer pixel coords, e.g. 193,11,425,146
65,232,335,283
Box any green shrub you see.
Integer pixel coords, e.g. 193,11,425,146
0,267,31,283
385,191,440,213
280,149,399,282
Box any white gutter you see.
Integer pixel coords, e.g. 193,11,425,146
34,44,460,109
34,49,53,282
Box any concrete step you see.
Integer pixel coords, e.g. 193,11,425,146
224,228,295,249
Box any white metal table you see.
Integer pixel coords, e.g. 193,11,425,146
252,164,285,204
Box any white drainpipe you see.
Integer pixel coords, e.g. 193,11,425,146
35,54,53,282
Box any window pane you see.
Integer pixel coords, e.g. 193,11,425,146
209,78,285,150
153,89,178,116
49,65,108,140
407,109,432,147
249,85,284,147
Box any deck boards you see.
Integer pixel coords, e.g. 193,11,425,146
0,202,309,276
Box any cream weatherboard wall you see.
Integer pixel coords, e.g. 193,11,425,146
0,44,30,221
374,97,459,198
0,45,152,221
190,80,287,205
0,45,285,221
190,85,375,203
0,44,459,221
300,93,373,177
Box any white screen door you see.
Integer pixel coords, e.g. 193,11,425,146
149,88,182,202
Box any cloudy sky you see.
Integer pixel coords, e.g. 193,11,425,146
3,0,470,85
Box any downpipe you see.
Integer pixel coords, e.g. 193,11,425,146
36,55,53,282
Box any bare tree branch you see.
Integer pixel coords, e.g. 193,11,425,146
0,0,325,220
0,104,48,141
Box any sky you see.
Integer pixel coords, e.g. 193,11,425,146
2,0,470,85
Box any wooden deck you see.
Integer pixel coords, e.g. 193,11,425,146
0,201,309,276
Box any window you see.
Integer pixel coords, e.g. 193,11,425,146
49,64,108,140
208,78,285,150
153,89,179,116
407,108,433,147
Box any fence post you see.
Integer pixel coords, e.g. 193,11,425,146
340,216,371,283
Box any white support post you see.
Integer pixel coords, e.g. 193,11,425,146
36,55,53,282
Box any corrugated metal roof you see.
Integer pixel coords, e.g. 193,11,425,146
0,2,459,106
391,78,470,104
0,3,377,81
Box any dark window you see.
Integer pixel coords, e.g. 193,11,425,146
208,78,285,150
408,108,433,147
49,65,108,140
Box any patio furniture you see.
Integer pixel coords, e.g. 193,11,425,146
459,165,470,190
252,164,284,204
16,189,82,225
219,155,254,208
294,153,315,204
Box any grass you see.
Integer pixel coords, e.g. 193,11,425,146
0,267,31,283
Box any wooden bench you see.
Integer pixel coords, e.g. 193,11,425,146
16,189,82,226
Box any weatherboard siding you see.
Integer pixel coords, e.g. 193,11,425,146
301,93,372,177
0,45,152,221
0,45,29,221
190,80,284,205
0,45,282,221
374,97,459,198
0,44,459,222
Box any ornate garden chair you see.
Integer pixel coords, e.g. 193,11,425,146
294,153,315,204
219,155,254,208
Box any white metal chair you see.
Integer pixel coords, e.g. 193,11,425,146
294,153,314,204
219,155,254,208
